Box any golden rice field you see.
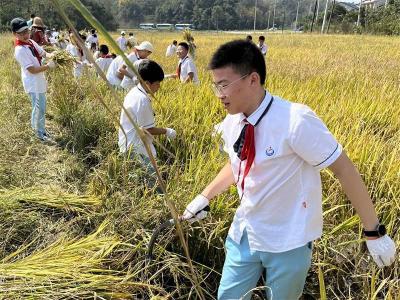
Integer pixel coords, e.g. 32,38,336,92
0,30,400,299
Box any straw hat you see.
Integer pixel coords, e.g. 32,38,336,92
32,17,45,28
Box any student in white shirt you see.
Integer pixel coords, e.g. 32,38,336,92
165,40,177,57
27,14,35,28
127,32,137,49
167,42,199,84
120,41,153,90
94,44,113,75
181,40,396,300
106,41,153,89
118,60,176,185
51,28,59,38
85,29,98,49
116,31,127,52
258,35,267,56
12,17,56,142
66,34,86,78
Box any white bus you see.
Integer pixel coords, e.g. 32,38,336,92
175,23,195,30
156,23,174,30
139,23,156,30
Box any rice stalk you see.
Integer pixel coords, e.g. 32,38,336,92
0,220,168,298
0,187,101,214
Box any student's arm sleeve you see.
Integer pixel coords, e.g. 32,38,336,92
289,107,342,170
187,60,196,74
137,99,155,129
15,48,34,70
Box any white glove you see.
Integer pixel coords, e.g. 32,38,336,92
182,194,209,223
165,128,177,140
47,60,56,69
366,235,396,267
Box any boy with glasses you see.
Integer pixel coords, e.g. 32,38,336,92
181,40,396,299
12,17,56,142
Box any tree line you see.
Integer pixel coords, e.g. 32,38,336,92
1,0,399,35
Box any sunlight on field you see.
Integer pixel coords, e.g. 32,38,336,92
1,31,399,299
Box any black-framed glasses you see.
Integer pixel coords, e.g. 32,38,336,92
211,73,250,96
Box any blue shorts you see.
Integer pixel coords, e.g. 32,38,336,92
218,230,312,300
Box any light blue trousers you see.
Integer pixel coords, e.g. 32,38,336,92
218,230,312,300
28,92,46,138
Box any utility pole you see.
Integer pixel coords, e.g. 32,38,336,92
272,0,277,30
253,0,257,32
311,0,318,32
267,10,271,31
327,0,336,33
321,0,330,33
357,0,362,27
294,0,300,31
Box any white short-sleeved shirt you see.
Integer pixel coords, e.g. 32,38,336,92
66,43,84,78
95,57,113,74
258,43,267,55
120,54,141,90
166,44,177,57
116,36,127,51
14,39,47,94
118,83,156,157
106,55,124,86
179,56,199,84
218,91,342,253
106,53,138,87
86,34,98,46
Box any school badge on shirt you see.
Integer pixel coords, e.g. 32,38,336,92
266,146,275,156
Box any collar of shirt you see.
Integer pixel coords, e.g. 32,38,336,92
179,56,189,63
239,90,273,125
137,83,148,97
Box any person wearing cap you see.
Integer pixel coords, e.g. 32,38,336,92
30,17,51,46
106,41,153,90
181,40,396,299
166,42,199,84
116,31,127,52
120,41,154,90
11,17,57,142
118,59,176,190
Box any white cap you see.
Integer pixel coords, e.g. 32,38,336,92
121,31,126,35
135,41,154,53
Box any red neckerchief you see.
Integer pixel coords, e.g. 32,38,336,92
15,38,42,66
100,54,112,58
234,96,274,198
237,120,255,192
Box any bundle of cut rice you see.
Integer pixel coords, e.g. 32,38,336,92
43,45,58,53
52,50,76,67
182,29,196,59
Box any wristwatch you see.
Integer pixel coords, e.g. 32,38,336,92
363,224,386,238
